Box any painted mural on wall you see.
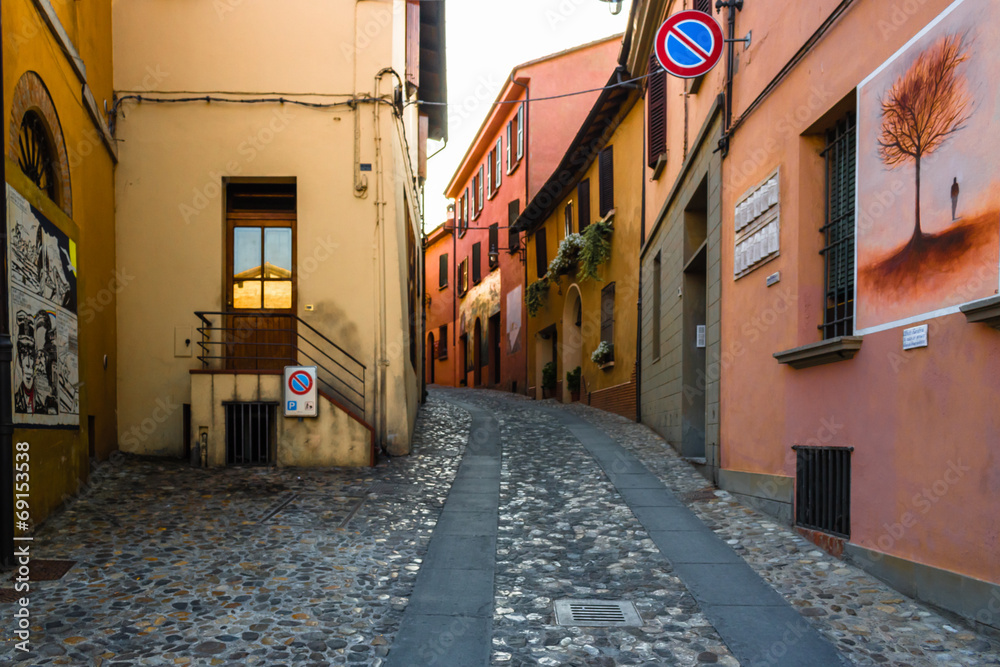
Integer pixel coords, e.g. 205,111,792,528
6,185,79,426
856,0,1000,333
458,270,500,367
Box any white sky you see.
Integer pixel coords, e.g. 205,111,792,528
423,0,631,231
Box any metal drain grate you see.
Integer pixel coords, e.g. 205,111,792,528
553,599,643,627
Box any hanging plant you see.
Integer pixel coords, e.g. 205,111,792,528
548,233,585,279
577,221,613,282
526,278,550,317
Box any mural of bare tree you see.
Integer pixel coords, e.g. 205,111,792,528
877,34,972,248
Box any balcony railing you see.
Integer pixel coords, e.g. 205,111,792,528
194,311,367,422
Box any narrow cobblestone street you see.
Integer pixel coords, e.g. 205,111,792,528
3,388,998,666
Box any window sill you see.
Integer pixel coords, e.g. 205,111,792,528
599,360,615,371
650,154,668,181
959,295,1000,329
506,159,521,177
774,336,863,369
438,283,448,291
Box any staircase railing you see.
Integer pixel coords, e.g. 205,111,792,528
194,311,367,422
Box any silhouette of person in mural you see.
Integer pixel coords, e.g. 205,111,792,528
32,310,59,415
951,177,960,221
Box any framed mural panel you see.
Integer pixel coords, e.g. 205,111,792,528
856,0,1000,334
6,184,80,427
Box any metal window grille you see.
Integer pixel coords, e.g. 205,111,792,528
508,200,521,252
601,282,616,358
694,0,712,14
820,113,856,339
225,402,277,465
795,446,852,537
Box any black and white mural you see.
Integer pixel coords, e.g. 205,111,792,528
6,184,79,426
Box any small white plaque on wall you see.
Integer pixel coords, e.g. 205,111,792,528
902,324,928,350
696,325,706,348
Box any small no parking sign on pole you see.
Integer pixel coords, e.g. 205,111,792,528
284,366,318,417
655,10,725,79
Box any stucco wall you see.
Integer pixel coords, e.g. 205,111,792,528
113,0,422,457
721,0,1000,588
3,0,118,526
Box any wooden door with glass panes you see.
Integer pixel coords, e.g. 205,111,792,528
226,210,296,371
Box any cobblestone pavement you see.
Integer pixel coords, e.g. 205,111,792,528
0,397,470,666
3,387,999,666
552,397,1000,667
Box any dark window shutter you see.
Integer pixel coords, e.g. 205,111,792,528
599,146,614,217
695,0,712,13
600,282,616,355
489,224,499,267
564,203,573,235
508,200,520,252
472,243,482,283
577,180,591,231
535,227,548,279
439,253,448,288
647,55,667,168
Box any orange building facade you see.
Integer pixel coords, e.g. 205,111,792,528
424,220,456,387
440,37,621,393
714,0,998,632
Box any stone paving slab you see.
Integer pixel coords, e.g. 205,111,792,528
386,401,501,667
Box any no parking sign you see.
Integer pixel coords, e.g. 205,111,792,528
655,10,725,79
284,366,318,417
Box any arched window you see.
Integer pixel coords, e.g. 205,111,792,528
17,110,58,203
8,71,72,216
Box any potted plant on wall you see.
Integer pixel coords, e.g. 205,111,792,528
566,366,582,402
542,361,557,399
591,341,614,369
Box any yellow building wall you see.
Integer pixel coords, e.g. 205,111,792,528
3,0,118,525
112,0,422,457
526,99,644,408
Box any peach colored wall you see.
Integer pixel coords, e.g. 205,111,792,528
721,0,999,584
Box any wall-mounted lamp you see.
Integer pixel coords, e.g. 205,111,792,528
597,0,624,15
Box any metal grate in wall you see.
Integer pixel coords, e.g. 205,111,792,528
795,446,852,538
224,402,278,465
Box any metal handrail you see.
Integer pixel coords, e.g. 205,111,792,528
194,311,367,421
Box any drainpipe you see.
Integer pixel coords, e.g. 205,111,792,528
0,25,12,567
716,0,744,156
637,95,646,425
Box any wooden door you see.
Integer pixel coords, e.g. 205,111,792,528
226,212,297,370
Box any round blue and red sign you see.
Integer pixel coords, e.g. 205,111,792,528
655,10,725,79
288,370,313,395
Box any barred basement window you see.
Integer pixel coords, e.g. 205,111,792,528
225,402,277,465
820,112,856,339
795,446,852,538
